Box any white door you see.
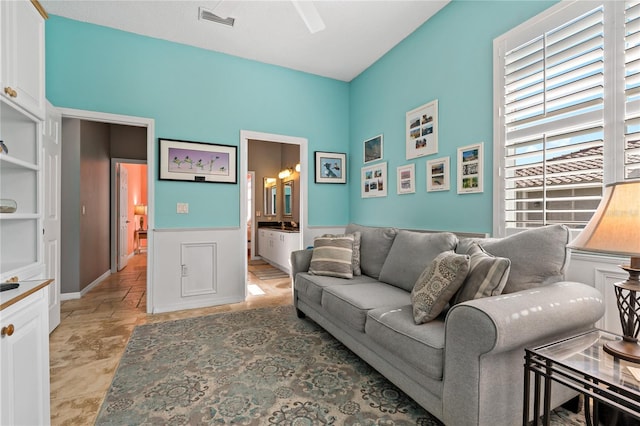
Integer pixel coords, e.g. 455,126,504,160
43,101,61,332
118,165,129,270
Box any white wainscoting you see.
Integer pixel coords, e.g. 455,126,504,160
152,228,245,314
565,251,628,334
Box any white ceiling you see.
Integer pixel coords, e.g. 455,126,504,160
40,0,450,82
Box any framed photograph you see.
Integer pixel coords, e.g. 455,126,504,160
315,151,346,184
406,99,438,160
159,138,237,183
427,157,450,192
361,162,387,198
457,142,484,194
397,164,416,194
363,134,383,164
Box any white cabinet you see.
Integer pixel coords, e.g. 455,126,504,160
0,280,51,426
257,229,300,274
1,0,46,119
0,98,44,281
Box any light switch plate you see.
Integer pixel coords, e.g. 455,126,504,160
177,203,189,214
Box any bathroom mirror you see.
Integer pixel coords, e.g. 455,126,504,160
264,177,277,216
283,181,293,217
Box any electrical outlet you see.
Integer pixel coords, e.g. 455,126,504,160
177,203,189,214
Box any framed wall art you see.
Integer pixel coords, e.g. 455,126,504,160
457,142,483,194
426,157,450,192
361,162,387,198
363,134,383,164
315,151,346,184
397,163,416,194
159,138,237,183
406,99,438,160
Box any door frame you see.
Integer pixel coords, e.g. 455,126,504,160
240,130,307,279
57,107,156,313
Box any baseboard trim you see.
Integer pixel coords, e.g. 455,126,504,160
60,269,111,301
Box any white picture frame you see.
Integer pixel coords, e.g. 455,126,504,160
426,157,450,192
363,134,383,164
457,142,483,194
406,99,438,160
361,162,388,198
397,164,416,194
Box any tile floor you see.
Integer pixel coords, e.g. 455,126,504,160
49,254,292,425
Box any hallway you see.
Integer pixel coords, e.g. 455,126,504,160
49,254,291,425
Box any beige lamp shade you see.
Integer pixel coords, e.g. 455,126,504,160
569,181,640,264
134,204,147,215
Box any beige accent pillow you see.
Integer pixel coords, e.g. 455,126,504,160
309,235,354,279
411,251,470,324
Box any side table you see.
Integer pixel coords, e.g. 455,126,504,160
134,229,147,254
524,329,640,426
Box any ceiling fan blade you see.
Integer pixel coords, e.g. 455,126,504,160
292,0,326,34
212,0,239,19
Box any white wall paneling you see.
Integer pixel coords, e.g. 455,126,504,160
153,228,244,313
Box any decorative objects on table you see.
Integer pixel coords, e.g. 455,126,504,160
133,204,147,230
569,180,640,363
406,99,438,159
457,142,483,194
159,138,237,183
314,151,346,184
0,140,8,154
426,157,450,192
396,163,416,194
363,134,383,164
0,199,17,213
361,162,387,198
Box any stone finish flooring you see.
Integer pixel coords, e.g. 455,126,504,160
49,254,292,425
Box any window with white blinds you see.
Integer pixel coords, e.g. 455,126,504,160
500,5,605,231
625,1,640,180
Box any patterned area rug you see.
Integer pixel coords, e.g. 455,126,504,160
252,266,290,281
96,306,585,425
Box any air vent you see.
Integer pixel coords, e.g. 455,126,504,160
199,7,235,27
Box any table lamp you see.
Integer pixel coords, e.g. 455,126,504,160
569,181,640,363
134,204,147,230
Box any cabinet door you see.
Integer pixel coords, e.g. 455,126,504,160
1,0,45,119
0,287,50,425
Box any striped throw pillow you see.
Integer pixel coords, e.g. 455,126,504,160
452,242,511,305
309,235,354,279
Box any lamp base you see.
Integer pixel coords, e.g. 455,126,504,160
604,340,640,364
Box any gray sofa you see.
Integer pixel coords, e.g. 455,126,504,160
291,224,605,425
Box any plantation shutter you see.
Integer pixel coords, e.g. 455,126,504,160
625,1,640,180
502,5,604,230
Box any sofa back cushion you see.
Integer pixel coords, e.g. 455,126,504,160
480,224,570,293
379,230,458,292
345,224,398,279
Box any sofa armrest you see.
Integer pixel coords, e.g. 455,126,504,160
291,249,313,279
442,281,604,425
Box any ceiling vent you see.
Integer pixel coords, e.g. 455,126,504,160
199,7,235,27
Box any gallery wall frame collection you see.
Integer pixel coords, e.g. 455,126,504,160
457,142,484,194
159,138,237,183
363,134,383,164
315,151,347,184
406,99,438,160
361,162,387,198
397,163,416,195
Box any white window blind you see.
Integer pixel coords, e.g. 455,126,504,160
625,1,640,180
501,6,605,230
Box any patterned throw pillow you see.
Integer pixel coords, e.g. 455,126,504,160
322,231,362,276
411,251,470,324
309,235,355,279
452,242,511,305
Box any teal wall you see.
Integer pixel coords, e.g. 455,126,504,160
46,1,558,233
349,0,556,234
45,16,350,228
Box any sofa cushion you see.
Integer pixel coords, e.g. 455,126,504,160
379,230,458,291
345,224,398,279
411,251,470,324
294,272,379,305
321,283,411,332
480,224,570,293
366,305,445,380
323,231,362,276
452,242,511,305
309,235,354,279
